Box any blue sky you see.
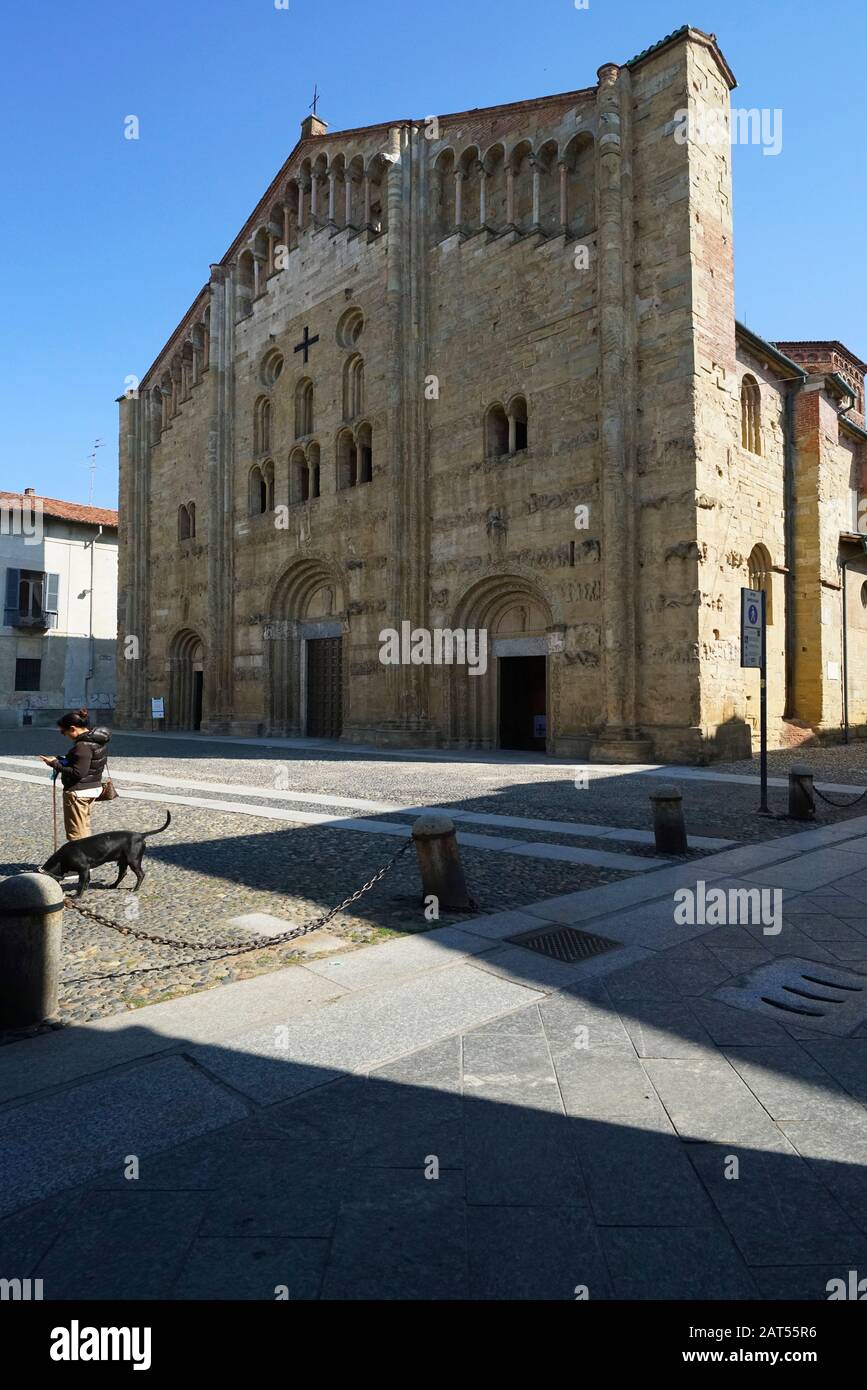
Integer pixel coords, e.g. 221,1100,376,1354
1,0,864,509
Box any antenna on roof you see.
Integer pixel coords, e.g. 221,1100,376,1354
82,438,104,506
310,83,320,117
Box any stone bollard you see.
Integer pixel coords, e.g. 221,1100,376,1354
788,762,815,821
411,814,473,911
650,785,688,854
0,873,64,1028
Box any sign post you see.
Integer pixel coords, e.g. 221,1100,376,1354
150,696,165,732
740,588,768,812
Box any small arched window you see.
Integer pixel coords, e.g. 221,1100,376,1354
187,502,196,538
249,464,267,516
255,397,271,455
748,544,773,625
295,378,314,438
357,423,372,484
485,403,509,459
178,504,191,541
343,355,364,421
741,375,762,455
289,448,309,504
508,395,528,452
337,429,357,490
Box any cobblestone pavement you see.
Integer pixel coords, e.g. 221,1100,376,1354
3,727,867,1028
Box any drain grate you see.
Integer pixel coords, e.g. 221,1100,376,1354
714,957,867,1036
506,924,622,964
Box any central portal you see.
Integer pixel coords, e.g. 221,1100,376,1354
499,655,547,751
306,636,343,738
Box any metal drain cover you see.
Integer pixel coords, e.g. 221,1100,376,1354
714,957,867,1037
506,924,622,964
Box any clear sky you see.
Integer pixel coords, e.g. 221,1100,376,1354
1,0,864,510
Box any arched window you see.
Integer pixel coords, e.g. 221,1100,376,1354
289,447,309,504
337,429,357,490
295,378,314,438
308,442,321,499
357,423,372,484
485,403,509,459
237,251,255,319
264,460,275,512
508,395,528,452
741,375,762,455
178,504,191,541
748,544,773,624
188,501,196,538
343,355,364,421
249,464,268,516
254,397,271,455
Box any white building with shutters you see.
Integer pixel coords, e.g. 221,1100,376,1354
0,490,118,729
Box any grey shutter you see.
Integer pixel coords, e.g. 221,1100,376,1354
4,567,19,626
44,572,59,628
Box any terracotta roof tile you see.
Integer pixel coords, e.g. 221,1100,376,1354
0,492,117,528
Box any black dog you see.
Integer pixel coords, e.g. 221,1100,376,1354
41,812,172,897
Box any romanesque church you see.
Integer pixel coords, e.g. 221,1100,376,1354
116,24,867,762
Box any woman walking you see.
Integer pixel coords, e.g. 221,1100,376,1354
39,708,112,842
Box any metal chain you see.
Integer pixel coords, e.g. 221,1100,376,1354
61,839,412,979
810,784,867,810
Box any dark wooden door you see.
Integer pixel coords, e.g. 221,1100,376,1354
306,637,343,737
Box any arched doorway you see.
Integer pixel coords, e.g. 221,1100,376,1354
168,629,205,731
449,575,553,750
266,558,346,737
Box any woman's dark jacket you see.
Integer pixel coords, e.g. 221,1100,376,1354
53,728,111,792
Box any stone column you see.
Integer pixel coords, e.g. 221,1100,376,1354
298,181,306,229
478,164,487,228
344,175,352,226
558,160,568,234
203,264,236,734
505,165,515,226
589,62,649,762
328,171,337,224
310,172,319,223
363,173,371,228
530,157,541,230
453,170,463,230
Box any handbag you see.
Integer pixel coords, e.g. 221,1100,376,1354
97,776,118,801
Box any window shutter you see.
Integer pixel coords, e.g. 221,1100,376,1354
4,567,19,625
45,572,59,628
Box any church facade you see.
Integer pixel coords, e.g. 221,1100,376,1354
116,24,867,762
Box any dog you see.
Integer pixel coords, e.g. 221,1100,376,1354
40,812,172,897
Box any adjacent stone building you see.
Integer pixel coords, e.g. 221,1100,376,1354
116,24,867,762
1,491,118,727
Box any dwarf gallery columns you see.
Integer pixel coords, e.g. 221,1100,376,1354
203,264,235,733
344,175,352,226
328,171,337,225
478,164,487,227
363,174,371,228
453,170,463,230
531,157,541,229
558,160,568,234
589,61,646,760
506,165,515,225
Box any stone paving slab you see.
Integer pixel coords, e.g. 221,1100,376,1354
685,1142,867,1268
0,1055,248,1217
744,847,867,892
189,964,542,1104
0,966,348,1105
600,1226,760,1300
302,925,494,987
34,1190,211,1300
